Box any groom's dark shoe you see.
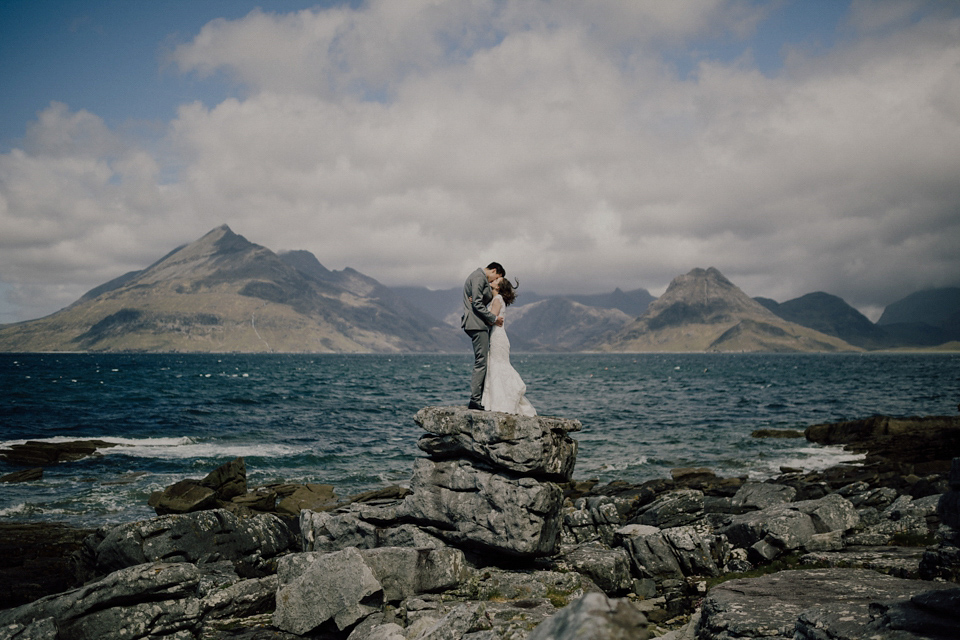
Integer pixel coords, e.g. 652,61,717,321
468,401,484,411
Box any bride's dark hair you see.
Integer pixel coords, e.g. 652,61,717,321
498,278,519,306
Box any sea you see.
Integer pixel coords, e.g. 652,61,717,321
1,352,959,528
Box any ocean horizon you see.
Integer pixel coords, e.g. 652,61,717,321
1,352,958,528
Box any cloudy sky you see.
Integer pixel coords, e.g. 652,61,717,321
2,0,959,324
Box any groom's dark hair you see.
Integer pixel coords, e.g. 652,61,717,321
487,262,505,277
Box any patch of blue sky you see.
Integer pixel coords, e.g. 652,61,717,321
663,0,851,80
0,0,347,149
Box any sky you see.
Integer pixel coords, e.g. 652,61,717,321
2,0,959,324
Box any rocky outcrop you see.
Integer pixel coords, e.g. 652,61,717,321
4,412,958,640
0,440,118,466
79,508,299,580
698,568,960,640
415,407,579,480
805,414,960,473
400,406,580,556
0,523,93,609
273,546,468,634
920,457,960,582
0,561,277,640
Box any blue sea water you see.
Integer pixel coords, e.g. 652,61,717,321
1,352,959,527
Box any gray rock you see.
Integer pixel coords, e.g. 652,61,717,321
722,493,857,560
562,497,629,546
375,523,447,549
527,592,649,640
0,561,241,640
274,547,384,635
920,543,960,582
148,479,218,515
698,568,958,640
845,485,897,509
616,525,683,582
555,543,633,595
453,566,600,605
633,490,704,528
722,507,817,558
201,574,278,622
413,602,492,640
359,547,469,602
275,483,338,515
804,530,844,552
402,457,564,556
796,586,960,639
661,524,723,577
199,456,247,501
730,482,796,510
0,468,43,483
348,621,407,640
844,513,929,546
414,406,580,480
82,509,298,579
789,493,859,533
875,588,960,639
300,508,379,552
616,522,724,588
801,546,925,579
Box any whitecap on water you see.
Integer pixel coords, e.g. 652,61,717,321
748,444,865,478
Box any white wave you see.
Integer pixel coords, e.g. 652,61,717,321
750,444,865,478
0,502,29,517
0,435,194,448
0,435,302,460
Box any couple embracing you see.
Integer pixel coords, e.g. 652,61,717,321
461,263,536,416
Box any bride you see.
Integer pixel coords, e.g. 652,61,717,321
481,277,537,416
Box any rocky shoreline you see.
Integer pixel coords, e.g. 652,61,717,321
0,410,958,639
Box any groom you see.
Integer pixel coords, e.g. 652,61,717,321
461,262,505,410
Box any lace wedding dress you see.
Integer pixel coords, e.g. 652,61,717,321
481,294,537,416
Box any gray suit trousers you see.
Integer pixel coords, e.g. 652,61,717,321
466,328,490,406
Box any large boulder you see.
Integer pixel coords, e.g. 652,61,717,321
616,523,723,584
273,546,469,635
0,561,276,640
402,457,564,556
414,406,581,480
358,547,469,602
81,508,299,579
274,547,383,635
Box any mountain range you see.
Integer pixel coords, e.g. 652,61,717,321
0,225,957,353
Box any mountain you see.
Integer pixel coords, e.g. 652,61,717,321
505,298,633,351
392,285,655,329
876,287,960,346
596,268,859,352
391,286,462,326
756,292,891,349
0,225,462,353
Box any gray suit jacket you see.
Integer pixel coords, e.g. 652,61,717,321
461,268,497,331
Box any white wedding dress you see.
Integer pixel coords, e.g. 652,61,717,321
481,294,537,416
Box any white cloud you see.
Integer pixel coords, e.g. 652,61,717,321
2,0,960,323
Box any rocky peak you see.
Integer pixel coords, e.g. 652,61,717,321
646,266,775,329
133,224,269,286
